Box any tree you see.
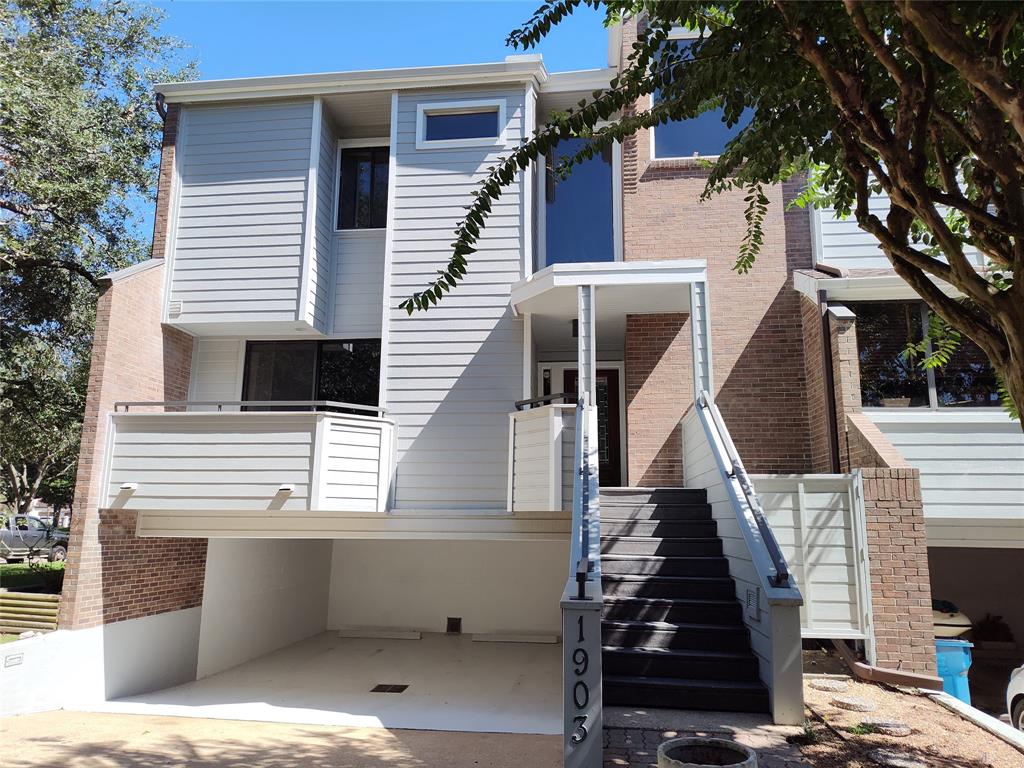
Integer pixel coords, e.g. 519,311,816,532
400,1,1024,426
0,0,192,511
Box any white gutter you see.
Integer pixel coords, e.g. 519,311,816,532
793,270,964,303
157,56,553,104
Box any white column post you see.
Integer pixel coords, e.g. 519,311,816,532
577,285,597,402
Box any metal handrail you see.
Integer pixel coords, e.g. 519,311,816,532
113,400,388,415
699,391,790,589
569,393,601,596
514,392,574,411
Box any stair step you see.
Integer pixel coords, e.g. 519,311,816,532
602,596,742,624
601,575,736,600
602,646,760,681
600,519,718,538
601,554,729,577
599,504,714,521
600,536,723,557
601,487,708,505
603,675,769,713
602,620,750,652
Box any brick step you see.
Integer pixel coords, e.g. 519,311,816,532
600,536,723,557
598,504,714,522
603,675,769,713
602,596,742,624
600,519,718,538
601,646,760,681
601,554,730,577
601,575,736,600
600,487,708,505
602,620,750,652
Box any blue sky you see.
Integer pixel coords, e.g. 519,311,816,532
150,1,610,81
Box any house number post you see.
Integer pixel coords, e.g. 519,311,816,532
561,578,602,768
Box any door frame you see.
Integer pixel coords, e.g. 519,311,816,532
536,360,628,486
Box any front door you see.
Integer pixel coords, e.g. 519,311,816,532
564,369,622,487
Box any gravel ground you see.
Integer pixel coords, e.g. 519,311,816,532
801,677,1024,768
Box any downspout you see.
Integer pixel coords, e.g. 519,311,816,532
155,92,168,122
831,639,943,691
818,290,841,473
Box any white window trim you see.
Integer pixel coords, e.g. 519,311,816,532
334,136,391,234
649,28,728,163
415,98,507,150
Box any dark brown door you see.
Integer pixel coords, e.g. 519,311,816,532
564,368,622,487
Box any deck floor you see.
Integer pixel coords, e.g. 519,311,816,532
89,631,563,734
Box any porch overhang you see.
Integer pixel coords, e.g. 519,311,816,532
511,260,707,317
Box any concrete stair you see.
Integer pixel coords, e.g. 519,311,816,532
599,487,769,714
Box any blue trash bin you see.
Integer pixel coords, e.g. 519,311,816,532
935,639,973,705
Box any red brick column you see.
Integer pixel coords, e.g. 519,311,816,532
150,104,179,260
625,313,692,486
799,295,832,473
860,466,936,674
59,262,205,630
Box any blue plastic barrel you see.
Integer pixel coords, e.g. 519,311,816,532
935,639,973,705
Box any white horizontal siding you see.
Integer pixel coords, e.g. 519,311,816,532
756,476,868,639
320,416,390,512
385,87,526,512
867,411,1024,547
106,413,318,510
188,338,243,409
308,107,336,332
171,100,314,326
816,192,983,271
332,231,385,337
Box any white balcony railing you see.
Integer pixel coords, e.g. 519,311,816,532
507,399,576,513
104,402,395,529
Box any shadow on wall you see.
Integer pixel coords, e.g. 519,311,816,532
716,284,812,474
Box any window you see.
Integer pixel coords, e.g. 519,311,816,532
242,340,381,410
416,99,505,149
850,301,1001,409
337,147,389,230
651,37,752,159
545,137,614,265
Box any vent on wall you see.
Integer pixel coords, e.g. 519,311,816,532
446,617,462,634
167,300,183,318
371,684,408,693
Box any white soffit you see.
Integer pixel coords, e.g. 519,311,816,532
793,270,964,303
511,260,705,317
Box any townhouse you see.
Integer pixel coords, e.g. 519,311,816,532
4,16,1020,767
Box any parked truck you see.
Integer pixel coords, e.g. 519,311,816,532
0,515,68,562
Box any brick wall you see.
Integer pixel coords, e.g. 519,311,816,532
860,466,936,675
150,103,179,260
625,313,691,486
799,296,833,473
617,17,814,476
59,262,205,630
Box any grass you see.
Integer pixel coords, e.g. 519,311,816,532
0,561,65,593
1,633,21,644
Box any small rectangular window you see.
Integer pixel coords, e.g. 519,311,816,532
416,99,505,149
425,110,499,142
851,301,929,408
338,147,389,230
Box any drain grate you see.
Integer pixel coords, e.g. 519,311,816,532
371,684,409,693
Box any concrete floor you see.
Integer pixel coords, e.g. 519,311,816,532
90,631,563,734
0,710,561,768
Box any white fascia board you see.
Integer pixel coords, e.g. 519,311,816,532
101,259,164,284
541,68,617,93
511,260,706,308
607,23,623,69
799,271,965,302
157,59,549,104
866,409,1015,426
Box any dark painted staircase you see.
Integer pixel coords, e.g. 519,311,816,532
600,487,770,713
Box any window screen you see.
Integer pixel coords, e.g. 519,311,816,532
852,301,929,408
424,110,499,142
338,147,389,229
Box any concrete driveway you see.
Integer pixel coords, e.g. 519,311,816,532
0,710,561,768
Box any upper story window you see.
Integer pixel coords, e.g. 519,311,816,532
337,147,389,230
545,137,615,266
416,99,506,150
651,35,752,159
242,340,381,410
850,301,1000,409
